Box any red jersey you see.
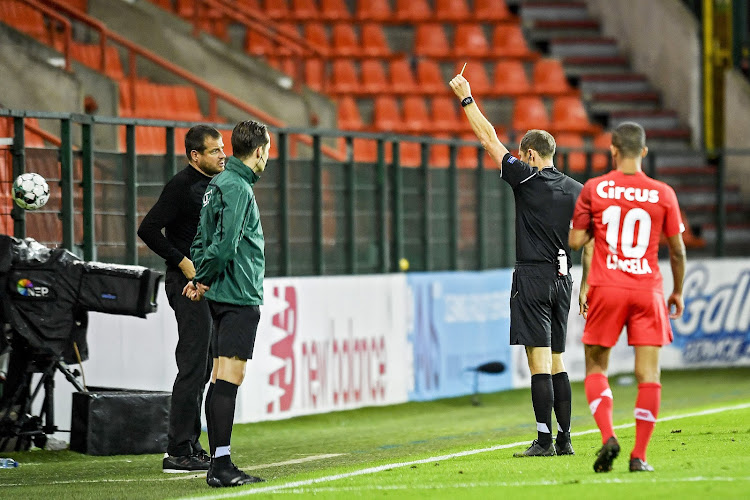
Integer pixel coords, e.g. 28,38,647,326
572,170,684,291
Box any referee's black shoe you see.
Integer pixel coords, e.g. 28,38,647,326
513,440,556,457
593,437,620,473
629,457,655,472
162,452,210,473
206,459,265,487
555,439,575,456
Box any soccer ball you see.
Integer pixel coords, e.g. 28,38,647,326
12,173,50,211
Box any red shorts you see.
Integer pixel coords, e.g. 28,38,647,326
582,286,673,347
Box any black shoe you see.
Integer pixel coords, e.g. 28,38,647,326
629,457,655,472
593,437,620,473
163,453,211,473
555,440,575,456
206,460,265,487
513,440,556,457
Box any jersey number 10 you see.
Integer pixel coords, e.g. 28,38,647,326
602,206,652,258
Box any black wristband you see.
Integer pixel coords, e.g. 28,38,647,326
460,96,474,107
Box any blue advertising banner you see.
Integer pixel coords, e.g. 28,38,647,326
407,270,514,401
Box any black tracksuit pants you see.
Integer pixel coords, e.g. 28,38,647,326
164,268,213,457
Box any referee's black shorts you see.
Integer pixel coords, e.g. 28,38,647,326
208,301,261,360
509,264,572,352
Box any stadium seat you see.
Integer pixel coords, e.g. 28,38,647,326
337,96,363,130
398,141,422,167
356,0,392,21
361,23,391,57
70,42,125,80
457,62,492,96
458,133,480,168
474,0,512,21
289,0,319,21
304,23,329,51
554,133,587,173
2,0,47,41
330,59,359,94
592,131,612,171
245,28,274,56
395,0,433,22
373,96,401,131
533,58,573,96
332,23,360,56
435,0,470,21
263,0,289,20
304,58,325,92
414,24,450,57
416,60,447,94
512,96,550,133
361,60,389,94
493,60,532,96
454,24,490,57
430,96,465,134
402,96,431,134
551,96,598,134
320,0,350,21
429,135,451,167
492,25,534,59
389,59,419,94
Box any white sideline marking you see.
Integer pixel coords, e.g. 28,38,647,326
184,402,750,499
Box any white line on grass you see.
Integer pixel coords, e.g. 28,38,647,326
165,454,346,481
183,402,750,500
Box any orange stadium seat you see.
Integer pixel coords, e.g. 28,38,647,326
332,23,360,56
592,131,612,171
493,60,532,96
304,59,325,91
458,62,491,95
492,25,534,59
356,0,392,21
435,0,470,21
395,0,433,22
552,96,598,134
555,133,587,172
263,0,289,20
415,24,450,57
512,96,550,133
454,24,490,57
337,96,364,130
3,0,47,41
373,96,401,131
533,58,573,96
430,96,464,134
416,60,446,94
289,0,319,21
361,23,391,57
474,0,512,21
398,141,422,167
304,23,330,51
70,42,125,80
330,59,359,94
246,29,274,56
402,96,431,134
429,135,451,167
320,0,350,20
458,133,481,168
389,59,419,94
361,60,389,94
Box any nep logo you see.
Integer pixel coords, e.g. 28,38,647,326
16,278,50,298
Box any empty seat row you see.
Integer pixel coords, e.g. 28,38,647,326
118,81,204,122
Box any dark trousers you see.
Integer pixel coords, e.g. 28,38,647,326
164,268,213,457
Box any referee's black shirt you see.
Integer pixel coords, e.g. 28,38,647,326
138,165,212,271
500,152,583,268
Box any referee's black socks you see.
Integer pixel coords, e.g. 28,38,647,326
530,374,554,447
205,382,215,456
210,379,239,461
552,372,572,444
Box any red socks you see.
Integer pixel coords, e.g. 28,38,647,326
632,382,661,461
585,373,616,444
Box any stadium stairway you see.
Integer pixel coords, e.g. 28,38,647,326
519,0,750,256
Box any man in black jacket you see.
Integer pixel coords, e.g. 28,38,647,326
138,125,226,472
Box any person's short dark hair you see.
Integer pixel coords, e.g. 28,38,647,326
231,120,270,159
184,125,222,161
520,129,556,158
612,122,646,158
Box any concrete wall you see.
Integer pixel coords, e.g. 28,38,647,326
89,0,336,132
586,0,702,147
724,69,750,200
0,24,119,150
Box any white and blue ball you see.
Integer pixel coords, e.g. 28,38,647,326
12,173,50,211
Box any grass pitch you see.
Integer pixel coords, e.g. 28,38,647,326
1,367,748,499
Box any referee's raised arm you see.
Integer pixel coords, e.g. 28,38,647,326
448,73,509,168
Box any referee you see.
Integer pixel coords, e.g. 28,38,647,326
449,73,587,456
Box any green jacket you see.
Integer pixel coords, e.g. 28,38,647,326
190,156,265,305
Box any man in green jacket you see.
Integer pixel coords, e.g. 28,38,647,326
183,120,270,488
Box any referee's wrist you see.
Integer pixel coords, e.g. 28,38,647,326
460,95,474,107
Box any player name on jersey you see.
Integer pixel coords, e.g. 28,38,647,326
606,254,653,275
